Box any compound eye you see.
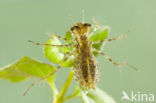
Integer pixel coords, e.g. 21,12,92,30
74,26,80,29
71,27,74,31
84,23,91,27
71,26,80,31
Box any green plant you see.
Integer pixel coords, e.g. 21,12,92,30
0,24,116,103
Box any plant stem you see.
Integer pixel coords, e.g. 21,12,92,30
63,89,81,101
54,70,74,103
47,78,58,102
59,70,74,100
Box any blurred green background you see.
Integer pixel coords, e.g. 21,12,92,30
0,0,156,103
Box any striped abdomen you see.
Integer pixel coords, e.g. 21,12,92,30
73,36,99,89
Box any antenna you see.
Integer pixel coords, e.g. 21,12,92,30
82,9,85,23
68,13,74,25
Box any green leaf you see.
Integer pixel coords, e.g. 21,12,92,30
44,36,65,64
81,88,116,103
81,91,95,103
61,55,75,67
64,31,75,46
92,43,104,56
64,31,72,40
0,56,55,82
90,26,110,42
44,36,75,67
90,26,110,56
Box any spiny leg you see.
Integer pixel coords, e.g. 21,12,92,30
92,18,99,28
46,33,71,41
91,18,99,33
92,30,131,44
28,40,73,47
94,49,138,71
23,54,73,96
